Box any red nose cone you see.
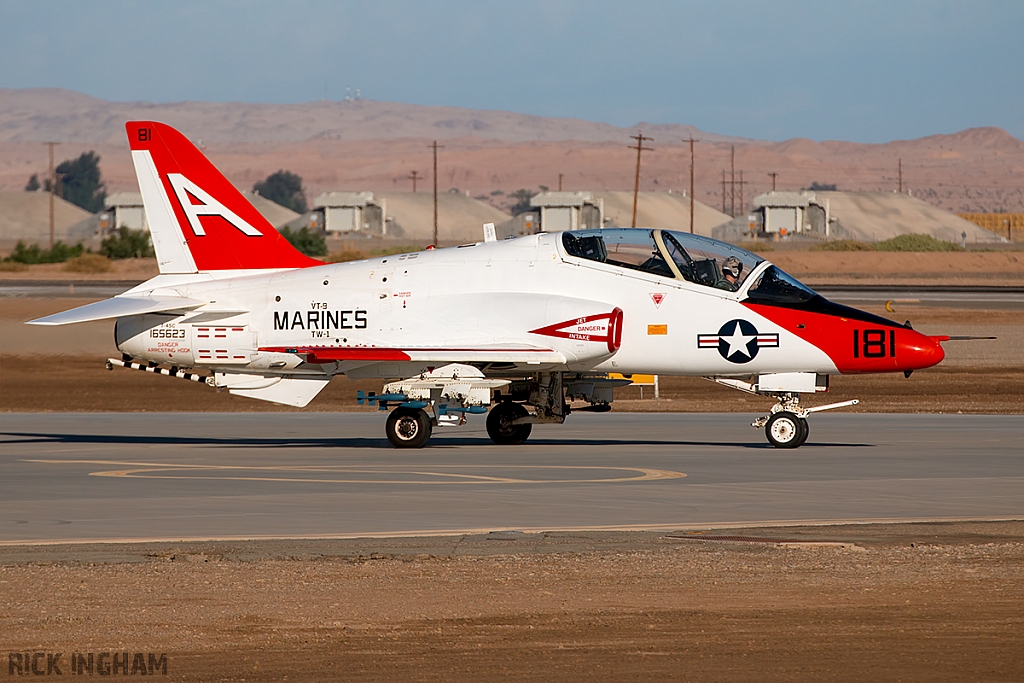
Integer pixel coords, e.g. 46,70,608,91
901,332,945,371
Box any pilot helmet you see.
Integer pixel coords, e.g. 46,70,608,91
722,256,742,279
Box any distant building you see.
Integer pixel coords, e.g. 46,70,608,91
313,191,387,235
529,192,604,232
504,190,731,237
714,190,1004,244
102,192,147,233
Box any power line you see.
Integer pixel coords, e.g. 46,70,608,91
558,173,564,192
628,131,654,228
409,170,421,193
767,172,778,192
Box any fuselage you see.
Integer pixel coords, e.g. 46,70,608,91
115,229,944,380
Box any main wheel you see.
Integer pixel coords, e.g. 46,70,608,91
386,407,433,448
765,411,807,449
486,402,532,445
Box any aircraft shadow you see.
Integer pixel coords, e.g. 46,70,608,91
0,432,873,451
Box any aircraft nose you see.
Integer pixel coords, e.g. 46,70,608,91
901,330,945,371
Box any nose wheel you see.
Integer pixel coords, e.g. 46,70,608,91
764,411,809,449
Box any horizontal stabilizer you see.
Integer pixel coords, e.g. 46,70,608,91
27,296,206,326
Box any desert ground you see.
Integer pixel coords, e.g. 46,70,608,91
1,523,1022,682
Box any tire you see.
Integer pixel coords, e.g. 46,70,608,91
386,407,433,449
794,417,810,448
486,402,532,445
765,411,805,449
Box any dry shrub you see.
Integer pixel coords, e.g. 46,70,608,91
328,248,369,262
735,241,775,253
64,253,114,273
0,260,29,272
811,240,876,251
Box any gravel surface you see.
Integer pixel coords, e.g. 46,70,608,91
1,523,1022,681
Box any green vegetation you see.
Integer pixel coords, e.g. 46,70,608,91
875,234,962,252
64,253,113,273
24,174,40,191
100,227,154,259
280,226,327,257
55,151,106,212
810,240,876,251
508,189,534,215
5,240,84,264
254,171,308,213
807,182,837,191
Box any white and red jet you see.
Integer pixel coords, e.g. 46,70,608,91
30,121,949,448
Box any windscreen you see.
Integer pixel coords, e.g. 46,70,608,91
744,265,818,304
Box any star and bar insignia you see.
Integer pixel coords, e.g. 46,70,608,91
698,319,779,363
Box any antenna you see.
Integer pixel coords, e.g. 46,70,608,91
628,131,654,228
767,172,778,191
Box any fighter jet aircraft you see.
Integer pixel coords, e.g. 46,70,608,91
29,121,950,449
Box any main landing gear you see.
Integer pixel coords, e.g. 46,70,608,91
385,406,433,449
361,370,623,449
486,401,532,445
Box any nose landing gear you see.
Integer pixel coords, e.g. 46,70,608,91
764,411,809,449
753,394,859,449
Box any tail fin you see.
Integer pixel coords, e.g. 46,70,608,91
126,121,322,273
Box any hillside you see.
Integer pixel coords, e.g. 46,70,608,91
0,89,1021,214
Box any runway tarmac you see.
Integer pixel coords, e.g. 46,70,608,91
1,413,1020,544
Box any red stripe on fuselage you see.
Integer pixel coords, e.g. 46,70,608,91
743,302,944,374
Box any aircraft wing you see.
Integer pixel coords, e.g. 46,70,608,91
26,295,207,326
261,345,567,365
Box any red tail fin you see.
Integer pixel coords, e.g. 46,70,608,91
126,121,322,273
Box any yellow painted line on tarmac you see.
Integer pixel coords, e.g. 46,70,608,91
23,459,685,485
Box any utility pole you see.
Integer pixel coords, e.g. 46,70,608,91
429,141,444,247
688,135,698,234
730,145,736,218
45,141,59,249
721,170,727,214
628,131,654,228
767,172,778,191
558,173,564,192
739,170,745,217
408,170,421,193
898,158,903,193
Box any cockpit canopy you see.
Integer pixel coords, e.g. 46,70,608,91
562,228,764,293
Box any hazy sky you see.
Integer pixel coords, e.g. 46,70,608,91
2,0,1021,143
